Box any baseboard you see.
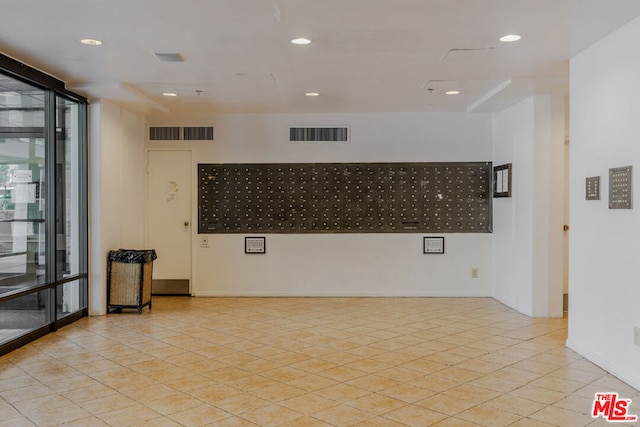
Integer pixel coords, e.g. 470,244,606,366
189,291,493,298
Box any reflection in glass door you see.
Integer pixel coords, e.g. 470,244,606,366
0,74,49,343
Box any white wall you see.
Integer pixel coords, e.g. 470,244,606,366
568,16,640,390
145,112,493,297
492,95,565,317
88,100,146,315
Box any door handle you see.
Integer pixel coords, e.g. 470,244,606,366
184,221,190,227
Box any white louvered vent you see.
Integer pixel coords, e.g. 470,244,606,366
289,126,349,142
148,126,214,141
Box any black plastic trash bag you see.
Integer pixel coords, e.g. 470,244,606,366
108,249,157,264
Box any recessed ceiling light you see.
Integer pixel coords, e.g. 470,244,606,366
291,38,311,45
80,39,102,46
445,90,461,95
305,92,320,97
499,34,521,42
162,92,177,97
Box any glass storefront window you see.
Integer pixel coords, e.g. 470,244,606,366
0,289,49,345
56,96,81,279
57,280,80,320
0,57,87,354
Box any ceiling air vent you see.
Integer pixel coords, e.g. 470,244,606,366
290,126,349,143
183,126,214,141
443,48,494,62
149,126,181,141
152,52,185,62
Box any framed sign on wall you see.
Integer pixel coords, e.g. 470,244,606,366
493,163,512,198
585,176,600,200
423,236,445,254
245,237,266,254
609,166,632,209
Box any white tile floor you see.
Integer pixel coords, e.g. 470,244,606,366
0,297,638,426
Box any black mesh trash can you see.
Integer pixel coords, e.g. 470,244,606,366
107,249,157,313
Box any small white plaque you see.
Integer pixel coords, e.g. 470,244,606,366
12,170,32,183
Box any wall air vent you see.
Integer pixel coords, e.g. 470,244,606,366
149,126,181,141
183,126,214,141
148,126,214,141
290,126,349,143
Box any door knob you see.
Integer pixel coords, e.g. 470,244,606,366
184,221,190,227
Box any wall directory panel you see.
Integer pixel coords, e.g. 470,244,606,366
198,162,492,233
609,166,632,209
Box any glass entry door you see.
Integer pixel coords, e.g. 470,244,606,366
0,69,87,349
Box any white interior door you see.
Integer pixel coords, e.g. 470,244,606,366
147,150,191,294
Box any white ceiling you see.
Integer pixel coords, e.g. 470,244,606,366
2,0,640,115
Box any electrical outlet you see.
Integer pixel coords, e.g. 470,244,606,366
200,235,209,247
471,268,479,279
634,327,640,347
